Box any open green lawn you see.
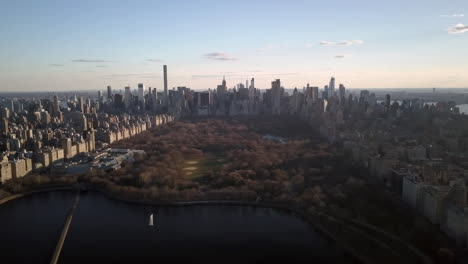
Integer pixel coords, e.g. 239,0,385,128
182,153,225,180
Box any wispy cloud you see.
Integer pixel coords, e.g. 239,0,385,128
320,40,364,46
440,14,464,18
335,55,346,59
72,59,117,63
203,52,237,61
96,65,108,68
146,59,164,62
447,23,468,34
49,64,64,67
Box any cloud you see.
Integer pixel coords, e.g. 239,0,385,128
320,41,336,46
335,55,346,59
50,64,64,67
146,59,163,62
320,40,364,46
447,23,468,34
72,59,117,63
440,14,464,18
203,52,237,61
96,65,108,68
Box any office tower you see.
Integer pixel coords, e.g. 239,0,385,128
246,80,249,90
329,77,335,95
107,86,112,100
98,91,103,103
78,97,84,112
271,79,281,115
0,118,9,135
138,83,144,102
217,76,228,99
386,94,391,113
124,86,132,109
61,138,72,159
312,86,319,101
53,95,60,114
249,78,255,101
163,65,168,102
324,85,329,99
339,84,346,99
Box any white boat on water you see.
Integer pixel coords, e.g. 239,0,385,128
149,213,154,226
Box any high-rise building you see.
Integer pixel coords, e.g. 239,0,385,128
107,86,112,100
138,83,145,102
329,77,335,95
163,65,168,103
53,95,60,115
0,118,9,135
217,76,228,99
271,79,281,115
250,78,255,89
77,97,84,112
98,91,103,103
124,86,132,109
311,86,319,101
339,84,346,99
385,94,391,113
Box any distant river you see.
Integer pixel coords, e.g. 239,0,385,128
0,191,349,263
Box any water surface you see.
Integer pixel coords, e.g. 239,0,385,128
0,191,349,263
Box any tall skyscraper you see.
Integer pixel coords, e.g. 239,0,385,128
271,79,281,115
53,95,60,114
163,65,168,100
77,97,84,112
250,78,255,89
385,94,391,113
124,86,132,109
339,84,346,99
107,86,112,100
329,77,335,95
138,83,145,102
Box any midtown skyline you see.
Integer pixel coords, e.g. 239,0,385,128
1,0,468,91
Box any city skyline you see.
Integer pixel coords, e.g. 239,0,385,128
1,0,468,91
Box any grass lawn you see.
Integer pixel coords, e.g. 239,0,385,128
182,153,225,180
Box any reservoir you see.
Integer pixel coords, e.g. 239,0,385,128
0,191,349,263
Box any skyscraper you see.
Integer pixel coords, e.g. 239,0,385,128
107,86,112,100
138,83,144,102
329,77,335,95
124,86,132,109
77,97,84,112
53,95,60,115
163,65,168,102
339,84,346,99
271,79,281,115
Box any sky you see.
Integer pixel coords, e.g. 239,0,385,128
0,0,467,91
